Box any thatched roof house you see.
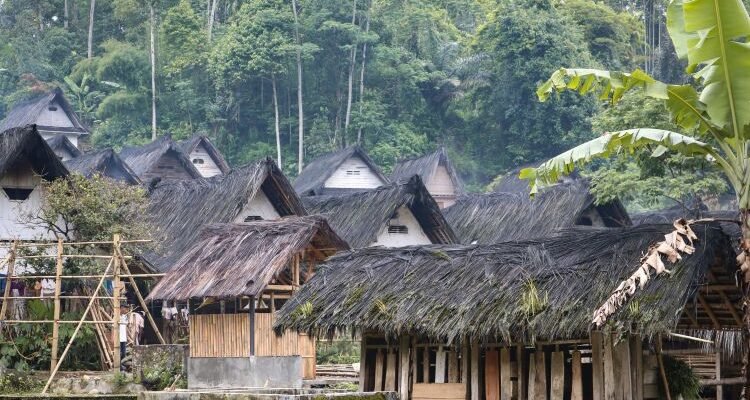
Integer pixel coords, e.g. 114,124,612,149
144,158,306,271
1,125,69,181
391,147,464,208
303,176,457,248
277,223,738,342
120,136,201,183
64,149,141,185
177,135,230,178
45,134,82,161
444,180,631,244
0,88,89,147
294,146,389,196
148,216,348,301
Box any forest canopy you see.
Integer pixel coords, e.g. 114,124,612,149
0,0,708,201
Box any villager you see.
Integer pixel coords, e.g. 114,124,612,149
129,310,145,345
10,280,25,320
119,305,129,371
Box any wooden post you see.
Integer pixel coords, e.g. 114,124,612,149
500,347,511,400
385,348,397,391
603,334,616,400
655,336,671,400
550,351,564,400
42,257,114,393
117,249,166,344
112,234,121,372
448,349,459,383
249,296,255,355
435,345,446,383
616,339,632,400
50,239,64,372
715,352,723,400
527,353,536,400
471,342,480,400
485,349,499,400
590,331,604,400
399,336,410,400
0,241,17,321
517,345,526,400
630,335,643,400
422,345,430,383
359,338,367,391
375,348,385,391
533,347,546,400
411,337,418,385
570,350,583,400
462,342,469,385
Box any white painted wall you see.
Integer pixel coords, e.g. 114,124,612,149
428,164,457,209
234,189,282,222
190,143,223,178
40,132,81,149
371,205,432,247
35,100,75,128
324,156,385,190
0,161,56,242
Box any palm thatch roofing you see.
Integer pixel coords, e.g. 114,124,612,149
143,158,306,272
302,176,457,248
631,203,741,244
492,162,581,194
177,135,230,175
277,223,738,344
64,149,141,185
294,146,389,196
45,135,82,158
0,88,89,134
119,136,201,181
391,147,464,194
0,125,69,180
147,216,349,301
444,180,631,244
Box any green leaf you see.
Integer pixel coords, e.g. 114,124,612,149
520,128,719,193
667,0,750,137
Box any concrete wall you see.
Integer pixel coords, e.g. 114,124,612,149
188,356,303,390
133,344,189,383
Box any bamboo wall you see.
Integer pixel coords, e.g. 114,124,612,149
189,313,316,379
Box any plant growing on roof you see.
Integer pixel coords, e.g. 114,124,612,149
522,0,750,391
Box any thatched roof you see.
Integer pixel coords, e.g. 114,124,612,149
294,146,388,196
444,180,631,244
302,176,457,248
45,135,82,158
177,135,230,175
119,136,201,181
391,147,464,194
0,125,68,180
493,162,581,194
0,88,89,134
64,149,141,185
277,223,737,344
632,204,741,245
143,158,306,272
147,216,349,301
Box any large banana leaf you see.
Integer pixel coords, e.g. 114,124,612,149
538,68,719,136
667,0,750,137
520,128,721,194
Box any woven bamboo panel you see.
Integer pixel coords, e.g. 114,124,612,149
254,312,317,378
189,314,251,357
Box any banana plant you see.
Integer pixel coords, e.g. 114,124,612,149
523,0,750,387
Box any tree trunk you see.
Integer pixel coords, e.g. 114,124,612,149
291,0,304,174
356,0,370,145
208,0,219,42
272,75,282,168
344,0,358,137
64,0,69,29
150,4,158,141
87,0,96,59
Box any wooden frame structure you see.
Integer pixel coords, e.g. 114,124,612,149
0,236,164,393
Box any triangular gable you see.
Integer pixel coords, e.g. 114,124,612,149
178,135,231,177
64,149,141,185
294,146,389,196
45,135,82,161
120,136,202,183
0,88,89,142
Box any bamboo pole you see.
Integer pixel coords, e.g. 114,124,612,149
112,234,122,372
42,257,114,393
656,335,672,400
50,239,64,371
0,241,17,321
0,273,164,279
117,247,165,344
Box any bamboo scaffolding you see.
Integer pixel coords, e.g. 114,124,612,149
0,273,164,279
0,241,17,321
0,239,152,247
111,234,121,372
50,239,64,371
117,246,165,344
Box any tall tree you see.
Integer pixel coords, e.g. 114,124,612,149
344,0,358,137
149,1,158,141
291,0,304,173
524,0,750,392
87,0,96,59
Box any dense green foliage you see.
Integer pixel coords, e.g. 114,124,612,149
0,0,696,191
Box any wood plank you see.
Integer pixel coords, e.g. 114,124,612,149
471,342,480,400
385,349,398,391
500,348,512,400
462,343,469,385
630,335,643,400
615,339,631,400
448,350,459,383
517,345,526,400
533,349,546,400
591,332,604,400
400,336,410,400
527,356,536,400
412,383,466,400
550,351,564,400
374,349,385,391
423,346,430,383
570,351,583,400
485,349,500,400
603,334,616,400
715,353,723,400
436,345,447,383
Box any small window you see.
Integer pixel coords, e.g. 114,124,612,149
48,106,58,111
192,158,205,165
346,170,361,176
244,215,263,222
3,188,33,201
388,225,408,234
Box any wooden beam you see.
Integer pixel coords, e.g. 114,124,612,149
681,308,700,328
485,349,499,400
715,353,723,400
697,293,721,329
516,345,526,400
118,248,165,344
591,331,604,400
706,272,743,326
435,345,446,383
462,342,469,386
359,338,367,392
499,348,511,400
50,239,64,371
385,349,397,391
422,345,430,384
533,348,546,400
0,241,17,321
375,349,385,391
571,350,583,400
656,337,672,400
471,342,480,400
550,351,564,400
527,352,536,400
399,336,410,400
603,334,616,400
630,335,643,400
112,234,121,372
266,284,296,292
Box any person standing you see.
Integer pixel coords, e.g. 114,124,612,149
119,305,129,371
